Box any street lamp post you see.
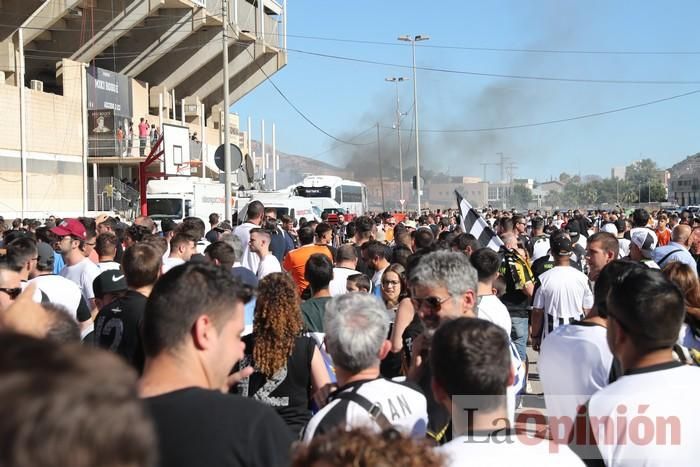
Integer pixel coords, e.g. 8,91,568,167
398,34,429,214
385,76,409,211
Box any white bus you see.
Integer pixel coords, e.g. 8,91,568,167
293,175,369,216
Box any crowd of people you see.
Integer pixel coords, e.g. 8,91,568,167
0,203,698,466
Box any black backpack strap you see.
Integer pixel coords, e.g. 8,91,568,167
658,249,683,267
334,391,393,431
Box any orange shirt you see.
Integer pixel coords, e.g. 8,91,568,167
282,244,333,293
656,228,671,246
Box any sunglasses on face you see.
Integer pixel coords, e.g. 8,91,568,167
411,295,451,310
382,280,400,288
0,287,22,300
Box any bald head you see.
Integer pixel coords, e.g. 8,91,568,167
672,224,692,246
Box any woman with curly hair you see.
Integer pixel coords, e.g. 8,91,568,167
292,426,445,467
233,272,331,435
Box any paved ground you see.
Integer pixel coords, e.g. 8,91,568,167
515,346,550,438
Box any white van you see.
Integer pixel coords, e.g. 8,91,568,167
237,192,322,223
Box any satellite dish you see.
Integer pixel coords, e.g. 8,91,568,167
244,154,254,183
213,144,243,172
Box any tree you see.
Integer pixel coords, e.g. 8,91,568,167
559,172,572,184
509,185,532,208
636,182,667,203
626,158,661,186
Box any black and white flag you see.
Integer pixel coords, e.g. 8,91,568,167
455,191,503,252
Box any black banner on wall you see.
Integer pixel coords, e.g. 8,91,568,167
86,66,132,117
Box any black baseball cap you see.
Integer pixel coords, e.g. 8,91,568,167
550,235,573,257
93,270,127,299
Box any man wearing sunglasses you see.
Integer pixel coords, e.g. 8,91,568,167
406,250,479,444
51,219,101,320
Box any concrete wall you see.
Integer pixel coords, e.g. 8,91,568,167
132,79,149,120
0,59,84,217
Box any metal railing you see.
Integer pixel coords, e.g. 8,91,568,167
88,176,140,219
88,135,161,158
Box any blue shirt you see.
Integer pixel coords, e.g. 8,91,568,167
53,252,65,275
652,242,697,273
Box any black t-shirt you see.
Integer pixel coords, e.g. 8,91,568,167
234,334,316,436
145,387,294,467
380,311,424,378
94,290,146,372
532,255,583,283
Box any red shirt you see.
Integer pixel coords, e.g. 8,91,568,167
656,228,671,246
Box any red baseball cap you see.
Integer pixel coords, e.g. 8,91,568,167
50,218,87,241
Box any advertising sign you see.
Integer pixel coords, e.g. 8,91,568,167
86,66,133,117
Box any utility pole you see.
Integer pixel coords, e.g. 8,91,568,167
497,152,505,182
222,0,232,222
377,123,386,212
398,34,429,214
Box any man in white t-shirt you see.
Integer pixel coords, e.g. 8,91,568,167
29,242,92,326
539,260,636,441
95,232,121,272
302,293,428,442
234,200,264,273
570,267,700,465
433,318,583,466
248,228,280,279
532,233,593,346
51,218,100,318
161,233,196,273
470,248,511,334
328,244,357,296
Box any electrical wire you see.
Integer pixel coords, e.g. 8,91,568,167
285,48,700,85
380,88,700,133
310,125,377,157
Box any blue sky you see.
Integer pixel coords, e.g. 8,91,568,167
232,0,700,182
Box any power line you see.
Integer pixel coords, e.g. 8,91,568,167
311,125,377,157
380,88,700,133
286,48,700,85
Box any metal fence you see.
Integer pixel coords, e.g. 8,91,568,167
87,177,140,219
